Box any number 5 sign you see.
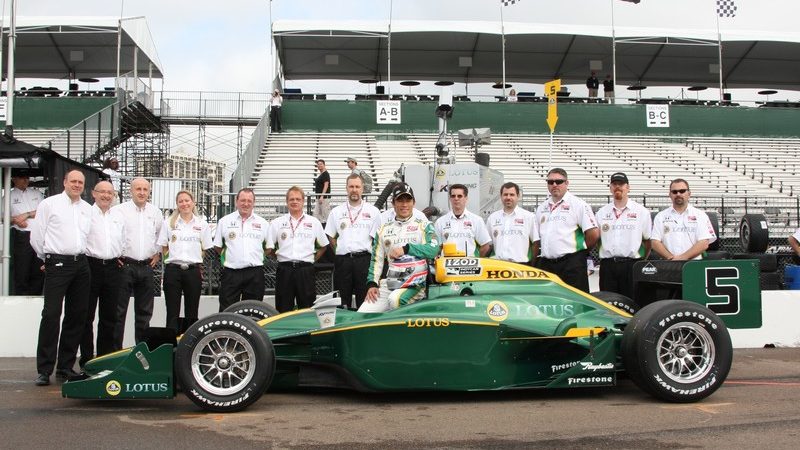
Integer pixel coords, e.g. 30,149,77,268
683,259,762,329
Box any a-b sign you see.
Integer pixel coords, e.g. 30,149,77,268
646,104,669,128
376,100,401,124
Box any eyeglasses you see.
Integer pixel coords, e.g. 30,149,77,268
670,189,688,194
449,194,465,198
93,189,115,195
546,179,566,185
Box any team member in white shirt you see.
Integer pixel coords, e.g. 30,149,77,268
651,178,716,261
267,186,329,312
436,183,491,257
788,228,800,258
112,178,163,348
486,182,538,263
594,173,652,299
157,191,213,331
534,168,599,292
9,173,44,295
30,170,93,386
214,188,270,311
325,174,382,309
79,181,126,366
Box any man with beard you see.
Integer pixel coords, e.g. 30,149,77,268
534,168,599,292
325,174,382,309
594,173,651,298
651,178,716,261
486,182,537,263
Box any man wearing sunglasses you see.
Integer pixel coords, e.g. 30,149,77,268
651,179,716,261
594,173,652,298
534,168,599,292
435,184,491,257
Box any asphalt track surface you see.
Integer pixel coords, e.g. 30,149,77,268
1,348,799,449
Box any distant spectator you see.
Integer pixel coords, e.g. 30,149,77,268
603,74,615,100
586,72,599,97
507,89,518,102
314,159,331,223
270,89,283,132
101,157,123,204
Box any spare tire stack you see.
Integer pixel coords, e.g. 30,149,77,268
736,213,781,290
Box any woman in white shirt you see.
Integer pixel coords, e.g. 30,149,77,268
507,89,518,102
157,191,213,331
270,89,283,132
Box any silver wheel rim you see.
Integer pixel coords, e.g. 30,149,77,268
656,321,715,384
191,330,256,396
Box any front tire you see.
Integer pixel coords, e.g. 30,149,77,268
176,313,274,412
621,300,732,402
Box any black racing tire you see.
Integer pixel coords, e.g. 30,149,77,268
732,252,778,273
705,250,730,260
706,212,721,251
223,300,280,321
760,271,782,291
739,214,769,253
176,313,274,412
591,291,640,315
621,300,732,403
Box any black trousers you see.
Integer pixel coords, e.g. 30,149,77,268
270,106,282,131
599,258,640,299
275,263,315,313
218,266,265,312
537,250,590,292
11,228,43,295
36,254,91,375
80,258,123,362
114,262,155,348
334,252,371,309
163,264,202,331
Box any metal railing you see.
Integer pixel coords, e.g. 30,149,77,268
230,108,271,193
117,71,153,110
155,91,271,119
45,102,121,161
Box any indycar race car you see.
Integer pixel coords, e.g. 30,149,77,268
63,245,733,412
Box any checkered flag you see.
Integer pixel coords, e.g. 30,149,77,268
501,0,519,6
716,0,737,17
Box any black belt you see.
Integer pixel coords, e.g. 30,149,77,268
338,251,370,259
541,250,586,263
167,263,201,270
224,265,264,271
601,257,641,263
122,257,151,266
87,256,119,265
279,261,313,268
46,253,86,262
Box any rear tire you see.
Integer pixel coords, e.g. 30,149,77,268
223,300,280,321
739,214,769,253
591,291,639,315
176,313,274,412
621,300,732,402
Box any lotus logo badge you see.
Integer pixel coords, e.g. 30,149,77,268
486,300,509,322
106,380,122,396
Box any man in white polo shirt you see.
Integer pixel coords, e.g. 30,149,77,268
267,186,329,313
9,172,44,295
437,183,491,257
325,174,382,310
214,188,270,311
486,182,538,263
594,173,652,298
534,168,599,292
651,178,716,261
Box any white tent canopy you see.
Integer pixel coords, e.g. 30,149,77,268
2,16,164,80
273,19,800,89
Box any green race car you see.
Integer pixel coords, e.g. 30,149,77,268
63,251,732,412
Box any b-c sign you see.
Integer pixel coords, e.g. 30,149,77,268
646,104,670,128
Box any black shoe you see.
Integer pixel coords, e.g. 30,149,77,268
55,368,81,380
35,374,50,386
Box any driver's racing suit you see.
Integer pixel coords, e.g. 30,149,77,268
360,216,440,312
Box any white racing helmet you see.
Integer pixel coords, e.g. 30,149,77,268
386,255,429,290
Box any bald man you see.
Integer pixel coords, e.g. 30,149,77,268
112,178,162,349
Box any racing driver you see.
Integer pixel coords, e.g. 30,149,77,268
360,183,440,312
